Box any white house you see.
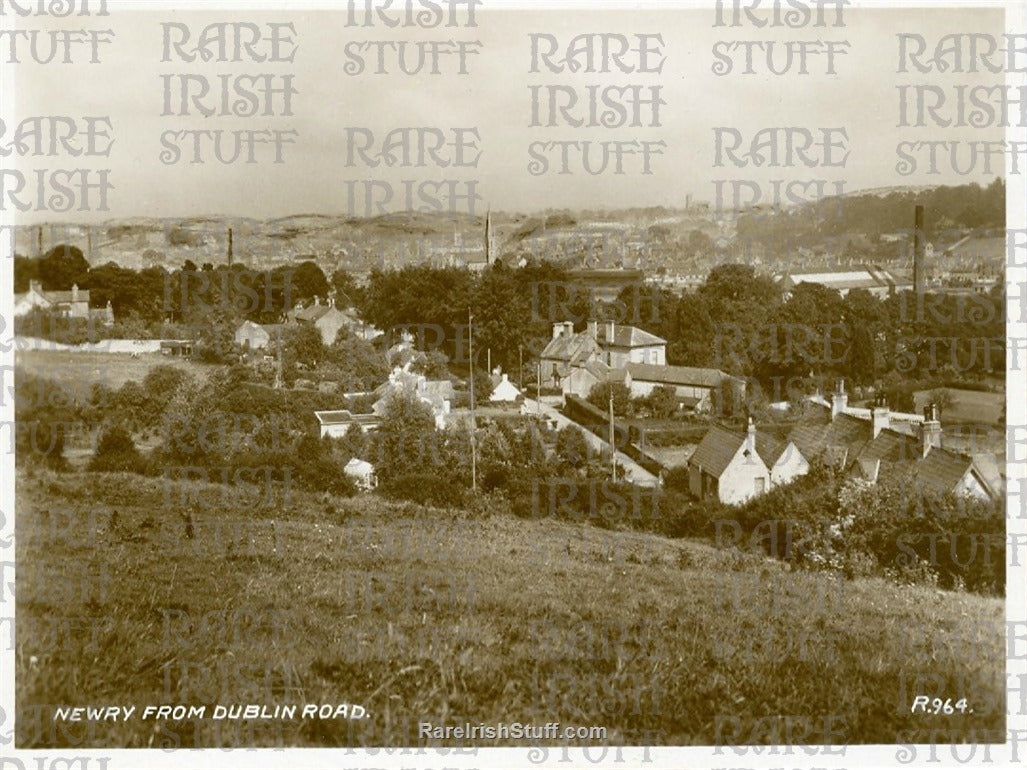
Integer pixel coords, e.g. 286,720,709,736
624,363,742,413
687,421,773,505
315,410,380,438
489,370,522,403
753,432,810,487
344,457,378,491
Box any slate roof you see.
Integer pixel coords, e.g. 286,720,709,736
917,447,989,498
581,359,627,383
295,305,332,323
595,324,666,348
753,432,788,467
541,331,599,365
625,363,728,388
688,426,745,479
856,428,921,464
787,413,872,467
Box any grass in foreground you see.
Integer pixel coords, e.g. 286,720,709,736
15,470,1005,748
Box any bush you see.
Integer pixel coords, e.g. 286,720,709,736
89,424,149,475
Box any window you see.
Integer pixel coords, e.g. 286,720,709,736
754,477,766,494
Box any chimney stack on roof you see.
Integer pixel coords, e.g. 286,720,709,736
831,378,848,420
920,402,942,457
871,393,890,438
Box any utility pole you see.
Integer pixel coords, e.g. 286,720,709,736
536,362,541,415
519,345,523,390
609,381,617,482
468,308,477,492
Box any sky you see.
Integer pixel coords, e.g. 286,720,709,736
6,3,1008,223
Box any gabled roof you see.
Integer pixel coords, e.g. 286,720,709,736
541,331,599,364
580,359,627,384
625,363,728,388
787,413,872,468
856,428,920,464
295,305,334,323
595,324,666,348
917,447,991,498
688,426,746,479
753,432,788,467
853,457,881,482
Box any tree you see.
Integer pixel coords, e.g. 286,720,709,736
846,325,877,386
645,385,679,419
289,261,331,304
143,365,192,403
327,331,388,392
587,381,631,417
377,390,440,479
555,424,592,469
89,424,147,474
412,350,450,380
331,268,361,309
284,323,325,370
38,244,90,289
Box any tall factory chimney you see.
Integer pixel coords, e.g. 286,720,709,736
483,210,491,265
227,227,233,266
37,226,43,257
913,205,925,294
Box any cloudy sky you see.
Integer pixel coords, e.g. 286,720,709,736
9,3,1006,222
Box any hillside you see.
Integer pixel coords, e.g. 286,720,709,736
16,470,1005,749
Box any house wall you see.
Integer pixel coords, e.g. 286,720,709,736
627,379,712,408
956,471,991,501
717,444,770,505
320,421,377,439
770,442,810,487
604,345,665,369
315,310,348,345
236,324,270,350
564,367,599,399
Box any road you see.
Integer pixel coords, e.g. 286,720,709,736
521,397,660,487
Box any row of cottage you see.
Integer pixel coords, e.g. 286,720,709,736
538,319,999,505
687,383,999,506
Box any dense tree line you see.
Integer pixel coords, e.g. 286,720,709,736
736,179,1005,253
618,264,1003,401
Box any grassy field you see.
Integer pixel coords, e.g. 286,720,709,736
14,350,214,392
914,388,1003,426
16,470,1006,749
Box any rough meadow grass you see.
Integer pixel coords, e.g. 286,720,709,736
16,470,1005,748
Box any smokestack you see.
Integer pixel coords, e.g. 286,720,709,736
86,227,93,263
484,210,491,265
227,227,233,266
37,226,43,257
913,205,925,294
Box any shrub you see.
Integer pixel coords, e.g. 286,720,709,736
89,424,149,475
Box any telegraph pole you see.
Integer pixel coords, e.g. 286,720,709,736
468,308,477,492
609,381,617,482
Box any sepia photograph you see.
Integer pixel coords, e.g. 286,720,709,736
1,0,1024,767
